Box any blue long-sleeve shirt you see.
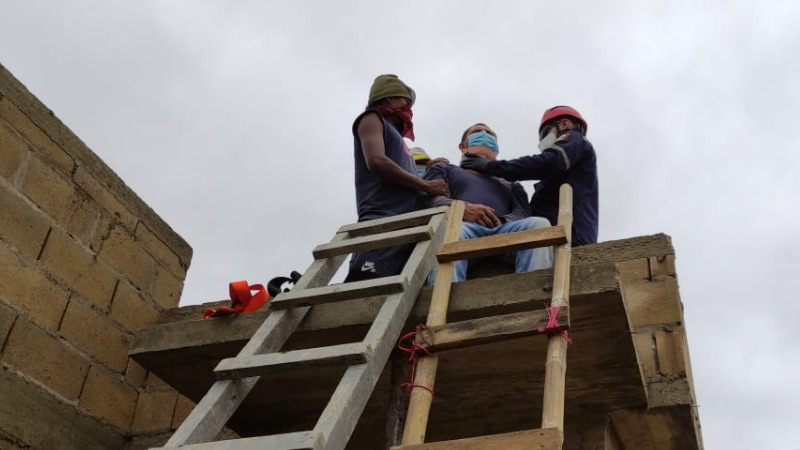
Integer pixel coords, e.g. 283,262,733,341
482,130,598,246
423,163,532,224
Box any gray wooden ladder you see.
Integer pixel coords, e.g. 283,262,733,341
154,206,451,450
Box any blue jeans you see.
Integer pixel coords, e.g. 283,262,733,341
428,216,554,283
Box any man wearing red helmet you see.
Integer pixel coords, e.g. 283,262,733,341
460,106,598,246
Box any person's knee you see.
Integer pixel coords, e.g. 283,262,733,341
517,216,551,230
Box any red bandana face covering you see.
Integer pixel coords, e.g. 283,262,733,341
374,104,415,141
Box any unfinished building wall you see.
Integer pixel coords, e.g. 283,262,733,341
0,62,195,449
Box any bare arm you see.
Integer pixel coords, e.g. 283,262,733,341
357,113,449,197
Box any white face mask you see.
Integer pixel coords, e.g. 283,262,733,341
538,129,558,151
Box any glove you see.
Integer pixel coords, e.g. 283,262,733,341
460,154,491,173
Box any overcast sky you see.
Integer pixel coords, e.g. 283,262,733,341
2,1,799,448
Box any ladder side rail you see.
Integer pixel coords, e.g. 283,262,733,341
541,184,574,440
164,232,350,447
313,212,449,450
401,201,465,446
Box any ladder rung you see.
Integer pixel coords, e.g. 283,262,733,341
391,427,561,450
416,306,569,353
214,343,372,380
436,225,567,263
313,224,433,259
338,206,448,237
270,275,406,310
153,430,323,449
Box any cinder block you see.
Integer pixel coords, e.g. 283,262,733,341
0,97,74,173
152,268,184,309
125,358,148,389
0,301,17,351
111,281,160,333
617,258,649,283
74,167,137,233
2,317,90,400
172,394,195,429
0,186,51,259
0,242,70,331
145,372,171,391
98,227,155,292
60,300,130,373
131,390,178,433
40,228,117,311
0,119,27,180
80,366,138,431
655,328,687,377
631,331,657,379
621,278,683,328
19,153,96,240
649,254,676,278
135,223,186,279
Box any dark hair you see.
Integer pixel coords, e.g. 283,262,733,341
460,123,495,145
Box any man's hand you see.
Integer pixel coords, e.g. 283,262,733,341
422,179,450,197
464,203,501,228
460,154,491,173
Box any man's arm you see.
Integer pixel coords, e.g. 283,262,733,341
424,163,501,227
357,113,449,197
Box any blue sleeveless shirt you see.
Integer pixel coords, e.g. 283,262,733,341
352,110,424,221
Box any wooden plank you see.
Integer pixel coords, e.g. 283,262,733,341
214,342,371,380
392,428,561,450
437,226,567,263
338,207,448,237
270,275,406,310
541,184,573,436
401,201,465,446
417,307,569,353
313,224,432,259
313,212,448,450
155,430,321,449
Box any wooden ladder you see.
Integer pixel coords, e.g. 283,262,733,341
154,206,453,450
393,184,574,450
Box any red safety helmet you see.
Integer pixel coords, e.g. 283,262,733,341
539,106,587,138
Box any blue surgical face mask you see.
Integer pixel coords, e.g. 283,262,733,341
466,131,499,153
416,165,426,177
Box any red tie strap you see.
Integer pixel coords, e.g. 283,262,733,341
536,305,572,345
203,281,269,320
397,324,435,397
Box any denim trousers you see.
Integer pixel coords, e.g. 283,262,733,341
428,216,554,283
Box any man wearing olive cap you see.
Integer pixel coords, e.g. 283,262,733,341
345,75,449,282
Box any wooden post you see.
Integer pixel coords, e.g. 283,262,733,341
541,184,573,441
387,349,411,448
400,201,465,445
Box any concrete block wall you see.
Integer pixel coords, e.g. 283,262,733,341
617,254,704,449
0,62,195,448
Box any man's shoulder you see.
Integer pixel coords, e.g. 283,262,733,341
352,110,383,136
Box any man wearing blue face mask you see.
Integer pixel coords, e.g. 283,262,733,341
460,106,598,246
424,123,553,283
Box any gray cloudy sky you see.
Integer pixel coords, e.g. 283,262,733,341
2,1,799,448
